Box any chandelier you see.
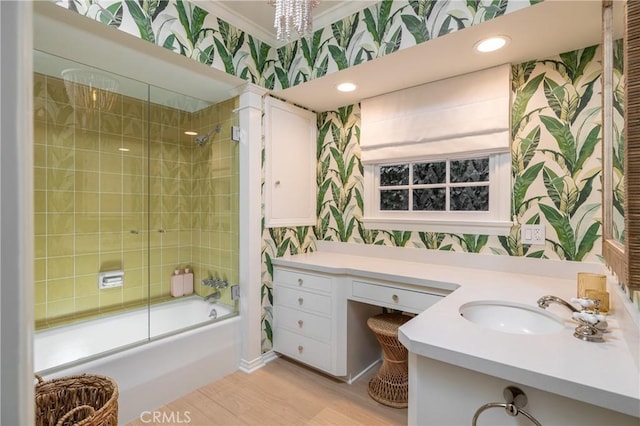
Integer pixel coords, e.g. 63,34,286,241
268,0,320,42
61,68,119,111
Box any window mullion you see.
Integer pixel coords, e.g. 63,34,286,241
408,162,413,212
445,159,451,212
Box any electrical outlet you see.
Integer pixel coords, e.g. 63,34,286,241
521,224,545,245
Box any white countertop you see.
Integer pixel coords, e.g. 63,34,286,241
273,242,640,418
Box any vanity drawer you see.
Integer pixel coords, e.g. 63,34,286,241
275,305,331,342
275,286,332,315
274,268,332,293
352,280,442,313
274,328,331,372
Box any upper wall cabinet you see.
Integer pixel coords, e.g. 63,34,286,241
264,96,317,228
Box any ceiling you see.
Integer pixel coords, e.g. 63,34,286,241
34,1,606,113
275,0,604,111
200,0,606,112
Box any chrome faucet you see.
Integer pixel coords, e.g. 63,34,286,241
204,291,220,302
202,274,228,302
536,295,580,313
201,275,228,289
537,295,607,342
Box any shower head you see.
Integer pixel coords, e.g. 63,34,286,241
194,125,221,147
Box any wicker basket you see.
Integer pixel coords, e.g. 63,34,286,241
35,374,118,426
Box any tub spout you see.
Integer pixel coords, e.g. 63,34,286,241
204,291,220,302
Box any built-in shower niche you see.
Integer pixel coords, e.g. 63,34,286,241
33,50,239,370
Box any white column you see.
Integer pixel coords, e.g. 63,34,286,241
1,1,35,424
236,83,268,372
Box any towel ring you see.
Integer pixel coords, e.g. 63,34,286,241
472,386,542,426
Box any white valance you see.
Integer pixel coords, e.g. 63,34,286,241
360,64,511,164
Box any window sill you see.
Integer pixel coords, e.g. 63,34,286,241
362,217,514,235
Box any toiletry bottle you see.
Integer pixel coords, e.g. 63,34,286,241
171,268,184,297
183,268,194,295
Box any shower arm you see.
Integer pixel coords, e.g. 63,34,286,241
195,125,221,146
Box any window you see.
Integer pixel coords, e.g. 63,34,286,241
379,157,490,212
359,65,513,235
363,153,512,235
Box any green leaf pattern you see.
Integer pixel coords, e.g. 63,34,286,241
261,46,606,349
56,1,608,349
59,0,534,92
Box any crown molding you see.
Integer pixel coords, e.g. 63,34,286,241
195,1,379,47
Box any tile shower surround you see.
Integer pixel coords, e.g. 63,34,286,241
33,72,239,328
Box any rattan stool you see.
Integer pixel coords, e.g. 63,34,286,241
367,313,412,408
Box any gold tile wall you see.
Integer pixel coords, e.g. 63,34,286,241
34,72,239,329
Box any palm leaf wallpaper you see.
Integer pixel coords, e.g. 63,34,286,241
55,1,615,352
57,0,535,90
260,47,606,351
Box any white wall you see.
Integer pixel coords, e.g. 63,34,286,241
0,1,34,424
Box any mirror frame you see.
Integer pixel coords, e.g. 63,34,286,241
602,0,627,284
625,0,639,291
603,0,640,294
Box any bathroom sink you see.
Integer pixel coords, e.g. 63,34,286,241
459,300,564,335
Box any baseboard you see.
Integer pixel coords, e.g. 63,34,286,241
261,350,279,364
238,356,266,373
347,358,380,385
239,351,279,373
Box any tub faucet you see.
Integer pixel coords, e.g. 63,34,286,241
204,291,221,302
536,295,580,313
202,275,228,289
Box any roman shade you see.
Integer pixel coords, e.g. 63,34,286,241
360,64,511,164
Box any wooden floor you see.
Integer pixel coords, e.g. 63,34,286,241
127,357,407,426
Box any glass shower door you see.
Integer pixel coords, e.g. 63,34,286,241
33,51,151,372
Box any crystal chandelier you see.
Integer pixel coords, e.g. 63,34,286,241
61,68,119,111
268,0,320,42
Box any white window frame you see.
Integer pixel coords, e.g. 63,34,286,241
362,152,513,235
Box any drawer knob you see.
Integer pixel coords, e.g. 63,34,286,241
392,294,399,303
298,320,304,328
298,345,304,353
298,278,303,286
298,297,304,305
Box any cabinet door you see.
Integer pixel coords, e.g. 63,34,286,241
264,96,317,227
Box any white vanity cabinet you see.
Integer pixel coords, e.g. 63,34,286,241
272,266,381,381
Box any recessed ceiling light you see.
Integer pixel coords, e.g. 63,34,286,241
474,36,510,53
184,130,198,136
337,82,357,92
118,147,130,152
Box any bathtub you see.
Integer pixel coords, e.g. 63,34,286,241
35,296,241,423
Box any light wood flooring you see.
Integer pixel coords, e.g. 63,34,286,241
127,356,407,426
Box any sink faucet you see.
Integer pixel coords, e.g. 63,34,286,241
537,295,606,342
536,295,580,313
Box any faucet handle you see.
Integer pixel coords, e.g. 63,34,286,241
570,297,594,311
